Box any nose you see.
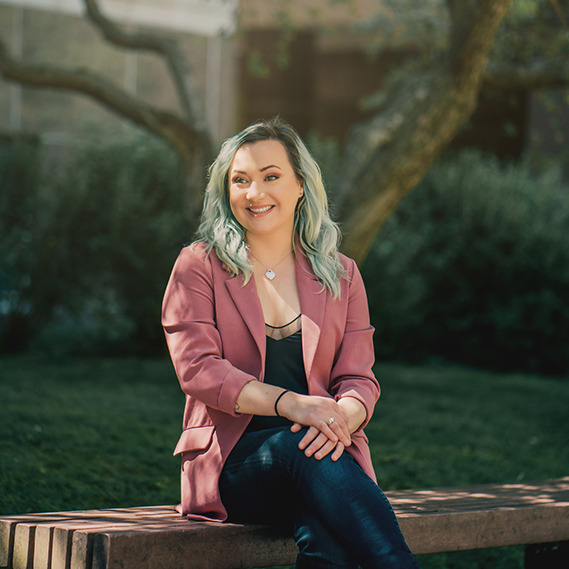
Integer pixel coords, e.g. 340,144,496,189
246,182,265,201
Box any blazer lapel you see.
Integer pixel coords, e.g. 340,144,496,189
223,249,326,387
225,275,266,365
296,250,326,387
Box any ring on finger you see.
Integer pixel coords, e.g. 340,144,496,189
327,417,335,425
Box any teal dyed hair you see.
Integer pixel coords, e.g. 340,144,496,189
196,117,345,299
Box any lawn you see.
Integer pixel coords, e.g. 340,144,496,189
1,356,567,568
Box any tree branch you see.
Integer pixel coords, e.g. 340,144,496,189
82,0,207,133
0,39,200,164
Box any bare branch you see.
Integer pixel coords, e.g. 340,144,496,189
82,0,207,133
0,39,199,163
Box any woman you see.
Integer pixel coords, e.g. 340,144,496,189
162,118,420,568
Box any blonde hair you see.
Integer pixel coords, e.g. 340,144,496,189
196,117,345,298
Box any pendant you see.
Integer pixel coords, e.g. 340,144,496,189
265,269,276,280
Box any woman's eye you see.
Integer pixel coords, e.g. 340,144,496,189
265,174,279,181
233,177,247,184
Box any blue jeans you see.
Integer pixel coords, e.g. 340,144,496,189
219,427,421,568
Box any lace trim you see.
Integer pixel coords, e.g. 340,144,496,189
265,314,301,340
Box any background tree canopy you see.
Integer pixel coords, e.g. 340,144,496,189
1,0,524,258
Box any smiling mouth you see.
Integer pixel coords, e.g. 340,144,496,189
248,205,274,214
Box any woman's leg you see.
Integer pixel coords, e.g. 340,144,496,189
219,426,420,569
220,428,357,568
294,504,358,569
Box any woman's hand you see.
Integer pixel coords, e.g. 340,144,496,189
291,423,347,461
287,395,367,462
278,392,353,461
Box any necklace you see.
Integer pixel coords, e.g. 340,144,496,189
248,249,293,281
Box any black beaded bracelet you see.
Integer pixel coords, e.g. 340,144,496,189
274,389,291,417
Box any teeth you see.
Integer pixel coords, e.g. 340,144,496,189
249,206,272,213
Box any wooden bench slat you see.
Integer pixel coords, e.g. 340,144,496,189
32,526,54,569
1,515,63,568
12,523,35,569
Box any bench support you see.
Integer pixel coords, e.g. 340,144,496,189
525,540,569,569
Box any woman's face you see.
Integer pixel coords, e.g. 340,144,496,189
228,140,303,243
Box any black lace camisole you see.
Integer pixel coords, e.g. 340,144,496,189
245,314,309,432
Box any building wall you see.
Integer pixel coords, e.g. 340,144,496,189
239,0,382,29
237,26,410,141
0,4,237,144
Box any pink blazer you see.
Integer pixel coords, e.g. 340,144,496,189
162,242,380,521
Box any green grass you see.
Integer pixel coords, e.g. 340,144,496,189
368,364,569,489
1,356,567,568
0,356,184,515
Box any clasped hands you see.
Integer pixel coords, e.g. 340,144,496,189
278,392,366,462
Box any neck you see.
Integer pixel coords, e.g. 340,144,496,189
246,233,295,265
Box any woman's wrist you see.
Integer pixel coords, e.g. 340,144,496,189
274,389,301,421
274,389,292,417
337,396,367,434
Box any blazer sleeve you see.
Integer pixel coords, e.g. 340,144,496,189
330,258,380,430
161,245,256,416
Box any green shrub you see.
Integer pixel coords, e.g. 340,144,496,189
54,131,190,355
361,150,569,376
0,130,191,356
0,133,51,352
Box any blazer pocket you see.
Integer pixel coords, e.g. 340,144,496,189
173,425,215,456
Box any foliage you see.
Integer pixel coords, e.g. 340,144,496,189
361,150,569,376
354,0,569,116
355,0,449,59
355,0,569,67
305,130,343,191
0,133,57,352
0,130,190,356
1,356,568,569
493,0,569,65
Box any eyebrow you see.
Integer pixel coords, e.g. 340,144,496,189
232,164,283,174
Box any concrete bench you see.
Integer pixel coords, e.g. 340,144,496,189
1,478,568,569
